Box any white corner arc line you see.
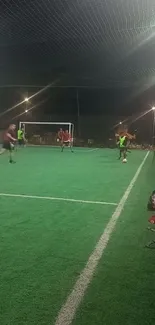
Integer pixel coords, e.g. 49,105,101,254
54,151,149,325
0,193,117,206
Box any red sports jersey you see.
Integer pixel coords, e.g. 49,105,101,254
63,132,71,142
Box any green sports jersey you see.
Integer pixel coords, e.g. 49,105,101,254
119,136,126,148
18,129,23,140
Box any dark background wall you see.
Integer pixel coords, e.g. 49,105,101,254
0,86,154,143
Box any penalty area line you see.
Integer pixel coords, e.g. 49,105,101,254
0,193,117,206
54,151,149,325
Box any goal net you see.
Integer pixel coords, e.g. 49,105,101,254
19,122,74,146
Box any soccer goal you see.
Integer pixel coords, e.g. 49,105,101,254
19,121,74,146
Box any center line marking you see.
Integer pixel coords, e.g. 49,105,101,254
0,193,117,206
54,151,149,325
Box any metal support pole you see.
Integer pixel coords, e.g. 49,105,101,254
76,89,80,137
69,123,71,136
152,109,155,147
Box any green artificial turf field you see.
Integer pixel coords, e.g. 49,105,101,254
0,147,155,325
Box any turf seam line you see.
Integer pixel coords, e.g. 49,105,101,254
0,193,117,206
84,148,99,152
54,151,150,325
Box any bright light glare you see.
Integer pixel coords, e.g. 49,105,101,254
25,109,28,113
119,121,122,124
25,97,29,102
152,107,155,110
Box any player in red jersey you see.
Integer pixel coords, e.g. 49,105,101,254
57,128,64,142
61,130,73,152
57,128,65,149
0,124,17,163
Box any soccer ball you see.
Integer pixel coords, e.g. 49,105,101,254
122,158,127,163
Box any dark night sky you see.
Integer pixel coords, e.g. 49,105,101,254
1,86,155,117
1,0,155,120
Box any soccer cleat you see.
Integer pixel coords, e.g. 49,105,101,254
9,159,16,164
147,227,155,232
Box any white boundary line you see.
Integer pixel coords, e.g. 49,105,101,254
0,193,117,206
55,151,149,325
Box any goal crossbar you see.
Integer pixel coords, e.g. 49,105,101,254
19,122,73,126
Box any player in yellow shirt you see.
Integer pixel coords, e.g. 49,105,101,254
17,127,25,147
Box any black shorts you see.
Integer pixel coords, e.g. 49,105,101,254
18,139,24,146
120,146,127,152
3,141,12,151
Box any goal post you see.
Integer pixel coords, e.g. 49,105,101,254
19,121,74,146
